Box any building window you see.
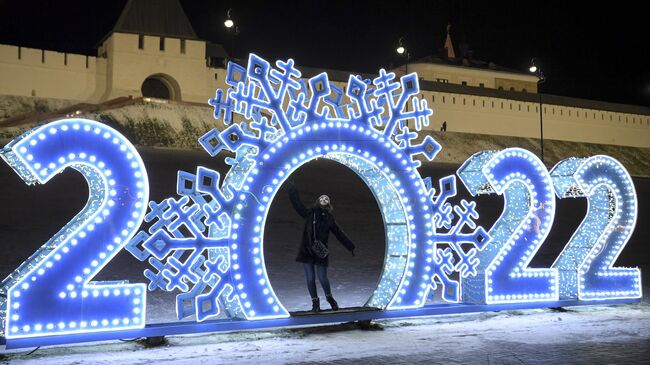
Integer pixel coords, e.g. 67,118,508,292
498,86,504,90
138,35,144,49
41,50,45,63
509,87,515,91
479,83,484,88
522,88,527,93
461,81,467,86
18,47,21,59
64,53,67,65
214,73,218,80
159,37,165,51
180,39,186,54
436,78,449,83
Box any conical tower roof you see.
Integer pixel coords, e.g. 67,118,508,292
111,0,198,39
444,23,456,59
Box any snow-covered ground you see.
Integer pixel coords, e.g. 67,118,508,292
2,303,649,364
1,147,649,363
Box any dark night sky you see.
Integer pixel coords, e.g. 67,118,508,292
0,0,648,107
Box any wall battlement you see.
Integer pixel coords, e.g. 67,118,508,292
0,44,97,72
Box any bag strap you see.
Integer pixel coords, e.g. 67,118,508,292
312,211,318,242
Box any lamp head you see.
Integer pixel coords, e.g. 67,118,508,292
225,8,235,29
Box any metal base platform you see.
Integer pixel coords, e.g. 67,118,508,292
0,298,639,350
291,306,380,317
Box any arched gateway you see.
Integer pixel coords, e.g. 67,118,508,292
141,73,181,100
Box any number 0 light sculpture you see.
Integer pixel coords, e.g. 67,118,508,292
125,54,490,322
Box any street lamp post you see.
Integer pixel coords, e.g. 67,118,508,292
529,58,546,164
396,37,412,129
396,37,410,75
224,8,240,58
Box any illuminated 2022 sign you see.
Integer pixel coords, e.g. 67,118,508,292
0,54,641,348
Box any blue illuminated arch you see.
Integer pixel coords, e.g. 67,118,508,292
231,121,437,318
126,54,490,322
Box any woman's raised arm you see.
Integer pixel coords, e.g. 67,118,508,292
287,181,309,218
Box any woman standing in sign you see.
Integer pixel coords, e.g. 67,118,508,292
286,180,356,312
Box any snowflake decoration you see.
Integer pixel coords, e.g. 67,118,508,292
127,54,490,322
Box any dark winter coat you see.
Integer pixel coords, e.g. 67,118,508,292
288,185,355,266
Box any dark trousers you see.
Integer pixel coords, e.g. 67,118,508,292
303,262,332,299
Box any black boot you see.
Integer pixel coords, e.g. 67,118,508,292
311,297,320,312
326,294,339,311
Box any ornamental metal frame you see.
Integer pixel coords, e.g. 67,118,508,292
0,54,640,350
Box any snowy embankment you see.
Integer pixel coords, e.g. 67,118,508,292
1,95,649,176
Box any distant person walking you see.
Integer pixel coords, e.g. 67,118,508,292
441,121,447,131
286,180,356,312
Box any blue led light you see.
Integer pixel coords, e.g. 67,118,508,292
0,55,642,344
127,54,490,321
458,148,558,304
550,155,640,300
0,119,149,339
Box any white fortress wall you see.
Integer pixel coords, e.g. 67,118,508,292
0,44,105,101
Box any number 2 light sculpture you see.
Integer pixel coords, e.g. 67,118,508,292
0,120,148,338
0,54,640,349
